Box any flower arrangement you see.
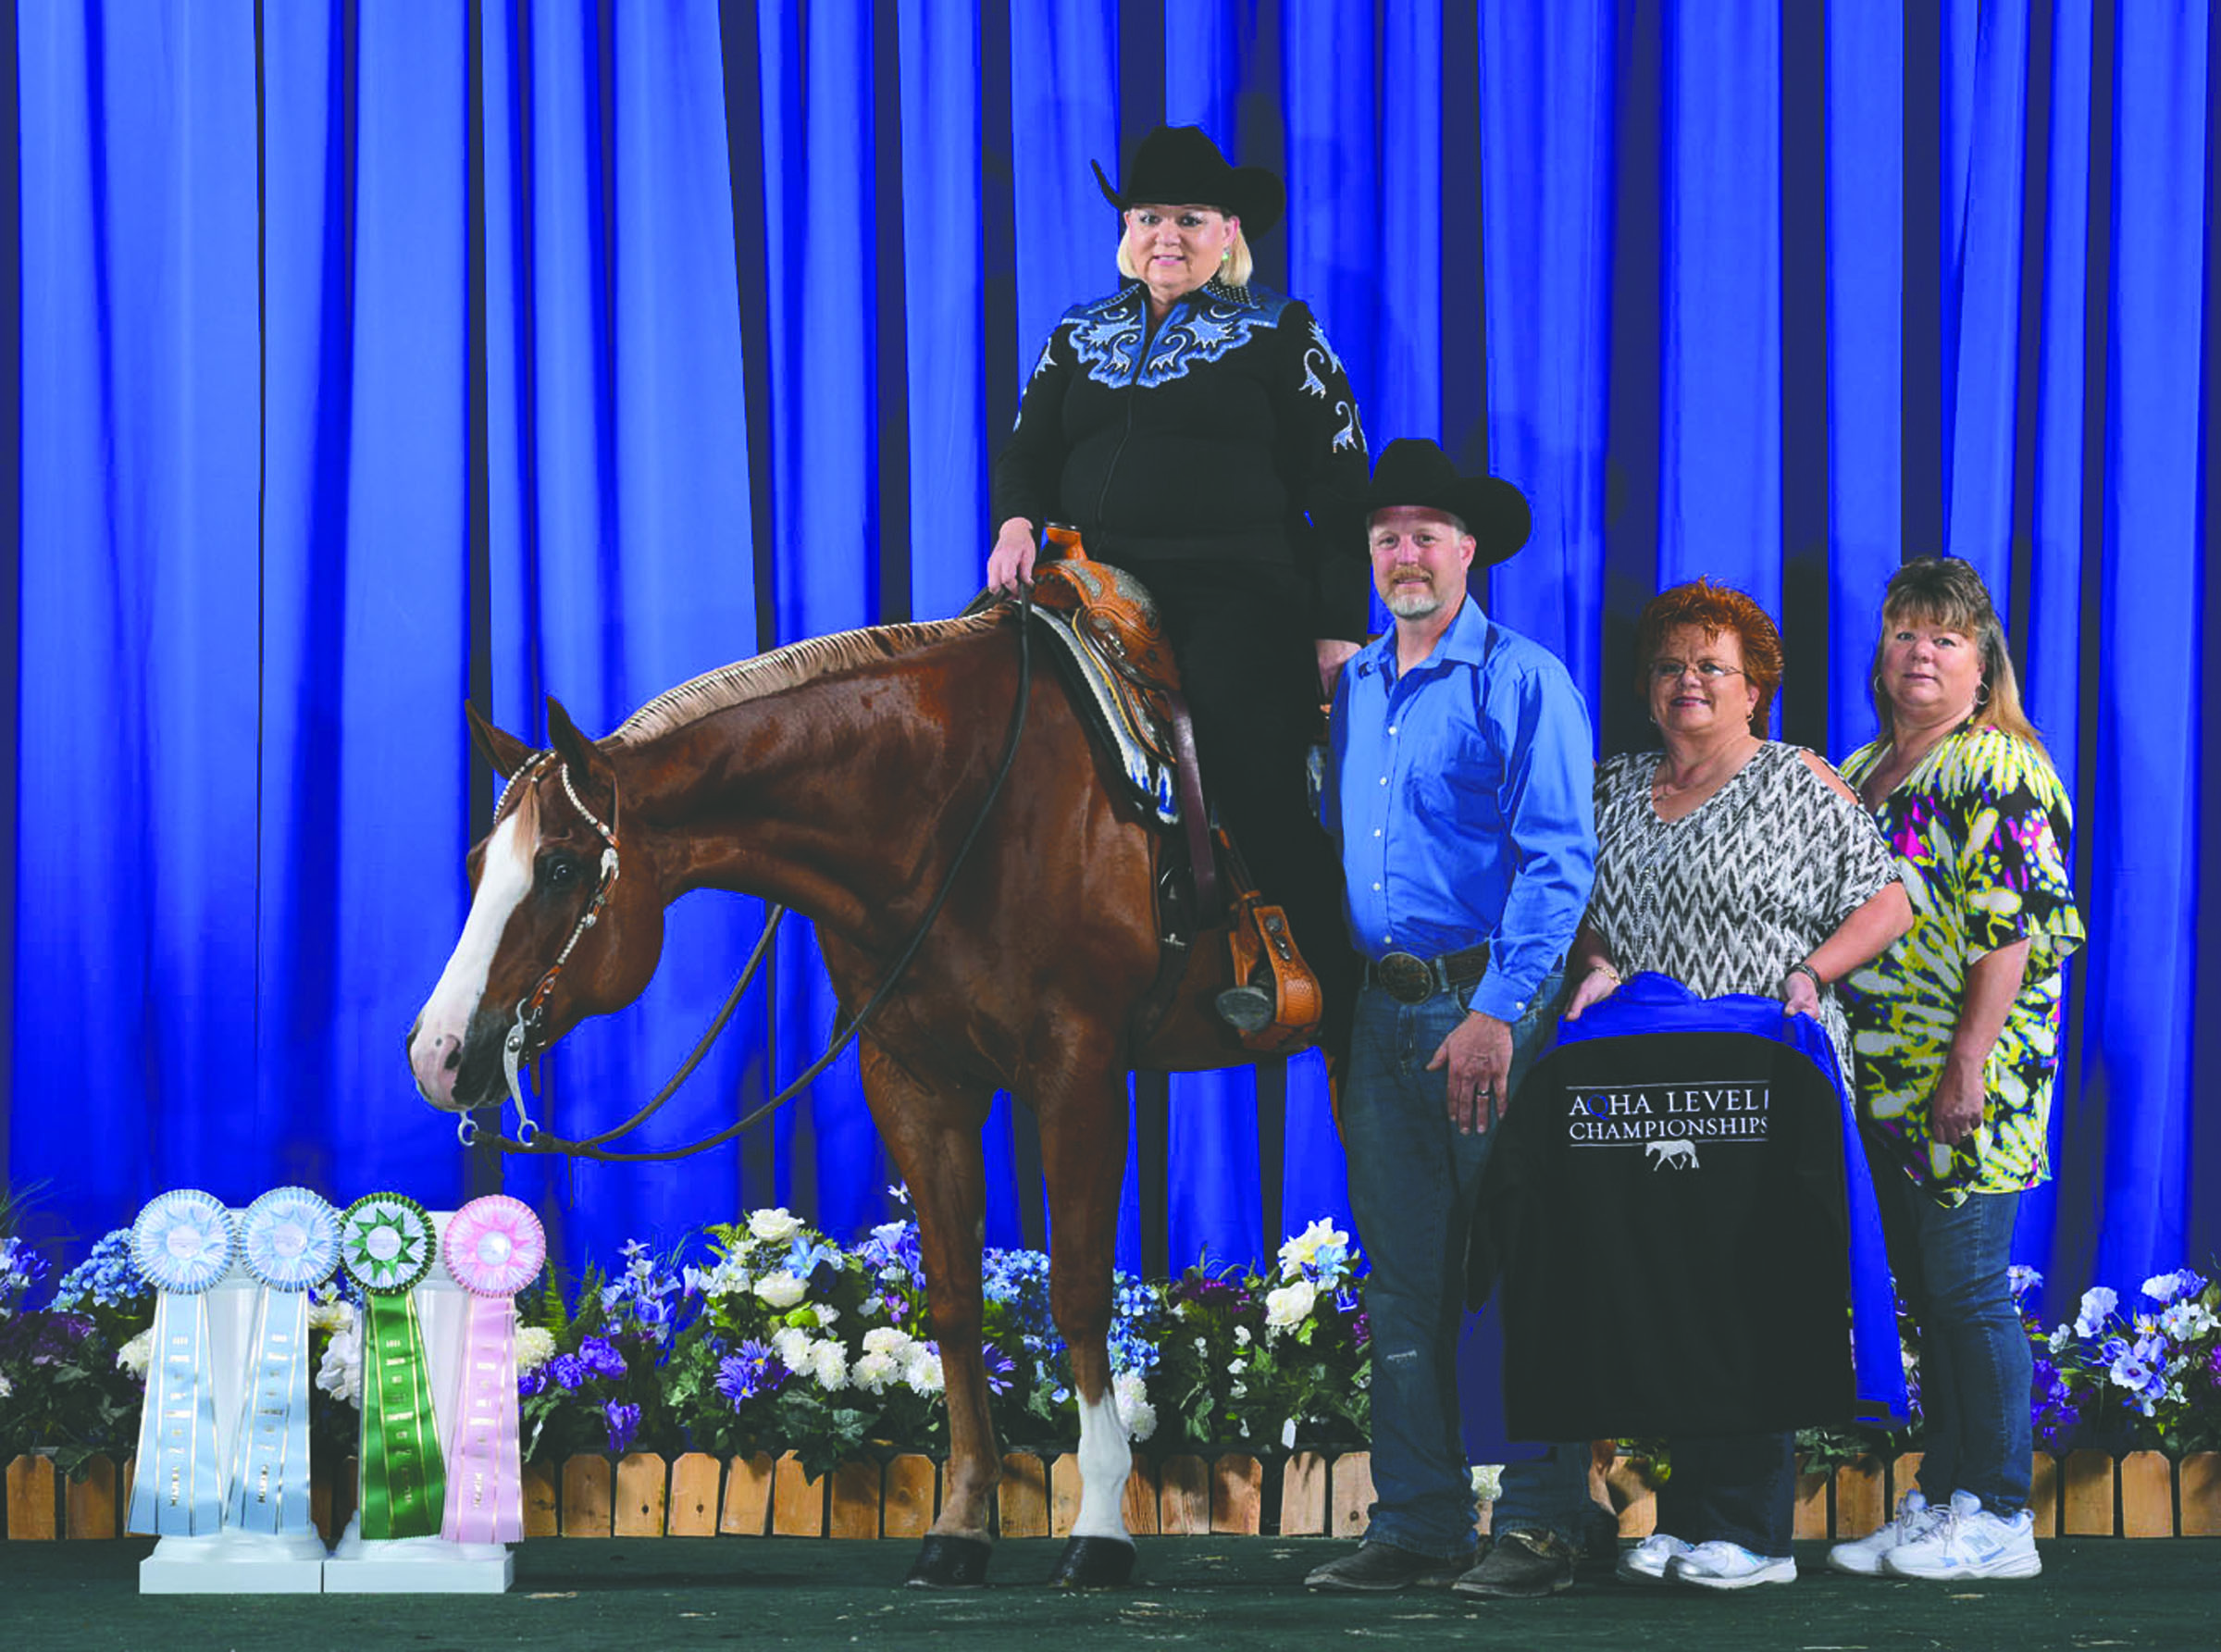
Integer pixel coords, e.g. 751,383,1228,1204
10,1186,2221,1490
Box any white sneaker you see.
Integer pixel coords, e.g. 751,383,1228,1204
1668,1540,1798,1590
1827,1489,1941,1577
1880,1490,2042,1580
1615,1532,1694,1585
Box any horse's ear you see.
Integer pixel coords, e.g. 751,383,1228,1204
544,697,609,782
465,702,537,780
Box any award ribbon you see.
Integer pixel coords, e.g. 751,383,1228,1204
439,1195,547,1543
340,1192,446,1539
126,1190,235,1536
227,1187,340,1534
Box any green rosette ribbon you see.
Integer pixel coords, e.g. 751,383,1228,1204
339,1192,446,1539
126,1189,236,1536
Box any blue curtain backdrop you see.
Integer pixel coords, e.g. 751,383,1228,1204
7,3,2216,1323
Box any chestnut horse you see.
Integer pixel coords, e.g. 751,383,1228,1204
406,606,1266,1586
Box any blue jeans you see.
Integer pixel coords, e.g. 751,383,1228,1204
1341,970,1595,1558
1870,1162,2030,1516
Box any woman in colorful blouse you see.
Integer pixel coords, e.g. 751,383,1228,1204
1830,556,2084,1584
985,124,1370,1041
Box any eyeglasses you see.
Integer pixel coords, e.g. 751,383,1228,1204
1648,659,1745,683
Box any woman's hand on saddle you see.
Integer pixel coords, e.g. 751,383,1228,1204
987,518,1038,595
1428,1009,1513,1137
1563,963,1621,1021
1315,638,1361,699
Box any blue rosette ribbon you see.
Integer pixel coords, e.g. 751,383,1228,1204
126,1189,236,1536
340,1192,447,1539
227,1186,340,1534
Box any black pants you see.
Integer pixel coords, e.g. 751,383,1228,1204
1139,561,1359,1053
1655,1430,1797,1556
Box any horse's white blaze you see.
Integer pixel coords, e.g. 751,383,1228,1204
408,811,534,1101
1070,1385,1134,1542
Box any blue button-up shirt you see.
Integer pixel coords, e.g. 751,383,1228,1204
1326,596,1597,1024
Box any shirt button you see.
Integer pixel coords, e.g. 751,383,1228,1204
1379,776,1388,786
1371,882,1381,892
1388,725,1397,735
1372,828,1382,838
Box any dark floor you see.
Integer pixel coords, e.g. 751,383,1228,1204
2,1535,2215,1651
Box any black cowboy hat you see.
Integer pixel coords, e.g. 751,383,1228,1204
1091,124,1284,236
1361,440,1532,565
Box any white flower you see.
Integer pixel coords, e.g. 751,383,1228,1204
862,1326,914,1359
2160,1301,2217,1340
1115,1371,1157,1443
1470,1464,1504,1502
2047,1323,2075,1354
316,1318,364,1407
1234,1325,1252,1348
2141,1272,2184,1305
852,1350,902,1394
813,1305,840,1329
771,1326,813,1368
2075,1286,2118,1338
0,1373,11,1400
1229,1380,1248,1398
807,1338,849,1392
1264,1279,1317,1332
902,1345,945,1396
1278,1219,1349,1282
753,1271,807,1310
306,1296,353,1335
747,1209,806,1245
514,1325,556,1373
116,1329,155,1378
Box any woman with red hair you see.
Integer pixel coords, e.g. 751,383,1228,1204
1561,578,1911,1590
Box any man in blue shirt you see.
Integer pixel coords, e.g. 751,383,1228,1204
1304,440,1606,1598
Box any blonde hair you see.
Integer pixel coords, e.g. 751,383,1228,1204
1870,556,2046,753
1116,213,1254,288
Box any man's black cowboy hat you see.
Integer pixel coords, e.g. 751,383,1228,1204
1361,440,1532,566
1091,125,1284,236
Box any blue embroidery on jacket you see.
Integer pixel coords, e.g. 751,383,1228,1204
1062,282,1290,390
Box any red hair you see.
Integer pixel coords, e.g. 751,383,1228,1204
1634,578,1783,735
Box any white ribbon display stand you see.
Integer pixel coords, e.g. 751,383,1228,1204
323,1209,514,1595
139,1197,327,1596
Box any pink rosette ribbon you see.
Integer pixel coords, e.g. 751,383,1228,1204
439,1196,546,1543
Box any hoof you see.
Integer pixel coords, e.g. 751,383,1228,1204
904,1534,993,1589
1049,1534,1136,1588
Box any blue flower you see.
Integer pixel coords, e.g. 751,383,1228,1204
603,1401,642,1455
548,1353,589,1391
983,1342,1017,1397
715,1340,786,1406
578,1335,628,1381
50,1229,146,1311
785,1236,843,1288
517,1366,549,1398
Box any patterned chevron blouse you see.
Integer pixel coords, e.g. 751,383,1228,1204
1837,725,2084,1205
1586,742,1902,1074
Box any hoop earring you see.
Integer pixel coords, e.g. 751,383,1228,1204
1975,680,1991,710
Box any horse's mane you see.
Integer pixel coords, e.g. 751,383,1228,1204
608,610,1004,747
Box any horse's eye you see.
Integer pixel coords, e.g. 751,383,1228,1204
542,857,578,889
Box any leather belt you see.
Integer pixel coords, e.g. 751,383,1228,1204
1362,943,1492,1005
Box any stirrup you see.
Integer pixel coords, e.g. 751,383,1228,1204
1223,899,1321,1054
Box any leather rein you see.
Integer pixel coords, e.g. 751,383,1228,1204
462,591,1035,1163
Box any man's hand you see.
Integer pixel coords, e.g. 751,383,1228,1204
1315,638,1361,699
986,518,1036,594
1427,1010,1514,1136
1930,1054,1989,1146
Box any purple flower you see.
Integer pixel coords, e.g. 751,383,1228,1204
983,1342,1017,1397
1171,1276,1256,1312
579,1335,628,1381
517,1367,549,1398
547,1353,589,1391
715,1340,787,1406
1351,1311,1370,1350
603,1401,642,1456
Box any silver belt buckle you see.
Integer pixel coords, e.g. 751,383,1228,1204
1375,951,1435,1004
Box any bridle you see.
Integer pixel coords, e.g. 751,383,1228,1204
459,590,1035,1162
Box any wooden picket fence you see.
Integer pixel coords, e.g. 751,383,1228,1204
8,1447,2221,1543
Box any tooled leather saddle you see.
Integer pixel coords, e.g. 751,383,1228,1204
1023,531,1321,1055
